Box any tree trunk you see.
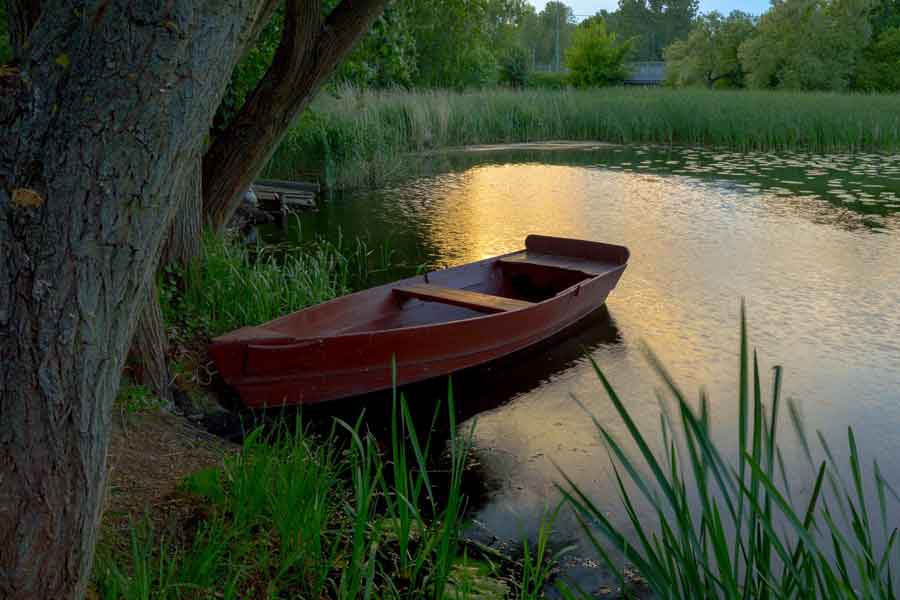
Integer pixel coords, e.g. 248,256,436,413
0,2,261,597
202,0,390,231
132,280,172,405
162,154,204,272
129,154,202,405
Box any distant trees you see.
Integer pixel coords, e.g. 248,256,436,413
740,0,873,90
565,19,633,87
855,26,900,90
603,0,700,60
665,0,900,92
664,11,755,88
499,45,532,87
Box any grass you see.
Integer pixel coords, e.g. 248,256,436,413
557,304,900,599
94,384,558,599
101,303,900,598
266,86,900,189
161,231,400,338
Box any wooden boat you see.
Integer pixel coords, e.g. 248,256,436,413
209,235,629,408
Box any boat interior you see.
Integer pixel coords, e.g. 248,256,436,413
215,237,629,341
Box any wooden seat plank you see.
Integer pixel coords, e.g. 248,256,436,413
394,284,532,314
498,251,613,276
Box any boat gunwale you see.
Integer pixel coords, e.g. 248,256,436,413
212,240,629,346
239,265,627,346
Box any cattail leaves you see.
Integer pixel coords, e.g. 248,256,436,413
559,307,899,599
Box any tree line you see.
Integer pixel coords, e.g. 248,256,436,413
214,0,693,94
666,0,900,91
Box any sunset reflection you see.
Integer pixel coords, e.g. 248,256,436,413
291,146,900,559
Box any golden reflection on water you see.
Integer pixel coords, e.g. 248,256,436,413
385,159,900,553
428,165,592,263
295,148,900,561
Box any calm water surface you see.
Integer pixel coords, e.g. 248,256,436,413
270,145,900,591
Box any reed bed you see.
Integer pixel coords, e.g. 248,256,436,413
559,305,900,599
267,87,900,189
104,299,900,597
96,389,521,599
162,232,398,338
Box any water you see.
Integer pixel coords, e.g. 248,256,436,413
265,144,900,591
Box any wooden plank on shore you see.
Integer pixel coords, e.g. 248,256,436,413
255,178,320,193
253,179,318,210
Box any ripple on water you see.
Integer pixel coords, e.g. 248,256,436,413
278,145,900,581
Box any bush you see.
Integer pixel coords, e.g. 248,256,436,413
454,45,499,89
564,18,631,88
499,45,531,88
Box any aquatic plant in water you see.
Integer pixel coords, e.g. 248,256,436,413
558,304,900,599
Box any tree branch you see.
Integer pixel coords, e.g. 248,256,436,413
202,0,388,230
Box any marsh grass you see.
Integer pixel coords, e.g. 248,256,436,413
162,231,400,338
95,383,555,599
558,304,900,599
267,87,900,189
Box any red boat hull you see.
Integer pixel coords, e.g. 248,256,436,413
209,235,628,408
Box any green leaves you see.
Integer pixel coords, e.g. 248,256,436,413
564,19,632,88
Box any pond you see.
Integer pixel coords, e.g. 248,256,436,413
265,144,900,593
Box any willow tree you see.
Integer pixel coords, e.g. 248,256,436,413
0,1,386,598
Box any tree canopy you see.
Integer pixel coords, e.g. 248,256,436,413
665,0,900,91
565,18,632,87
664,11,755,88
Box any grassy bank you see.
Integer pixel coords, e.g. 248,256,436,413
102,307,900,598
94,391,559,599
266,87,900,189
162,232,402,339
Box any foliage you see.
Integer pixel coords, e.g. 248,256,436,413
854,26,900,91
266,86,900,189
115,384,164,414
402,0,497,88
334,3,418,88
499,45,531,88
665,11,756,88
559,308,900,599
94,392,560,599
603,0,700,61
564,18,632,88
739,0,874,91
455,45,500,89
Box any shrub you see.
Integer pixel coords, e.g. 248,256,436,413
499,45,531,88
564,18,632,88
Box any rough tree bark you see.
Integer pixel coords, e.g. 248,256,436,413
0,2,266,597
133,0,387,399
203,0,389,230
0,1,389,597
130,154,201,404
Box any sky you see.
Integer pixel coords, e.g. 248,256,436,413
529,0,771,18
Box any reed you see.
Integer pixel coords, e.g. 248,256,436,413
162,231,398,337
557,304,900,599
266,87,900,189
93,383,559,599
